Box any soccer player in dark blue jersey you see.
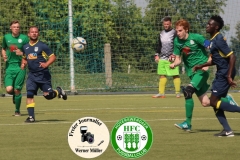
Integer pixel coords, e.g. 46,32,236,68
21,26,67,123
193,15,240,137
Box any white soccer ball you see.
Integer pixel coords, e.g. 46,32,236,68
71,37,87,53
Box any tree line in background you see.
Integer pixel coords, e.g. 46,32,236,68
1,0,240,76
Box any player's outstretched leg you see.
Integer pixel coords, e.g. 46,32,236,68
226,94,239,106
56,87,67,100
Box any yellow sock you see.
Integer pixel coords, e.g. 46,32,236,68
26,103,35,118
159,77,167,95
26,103,35,108
216,100,221,109
173,77,181,94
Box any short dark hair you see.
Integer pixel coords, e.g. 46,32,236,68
210,15,224,31
10,20,20,26
28,26,39,32
163,16,171,22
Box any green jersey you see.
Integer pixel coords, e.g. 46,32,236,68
2,33,29,70
173,33,208,76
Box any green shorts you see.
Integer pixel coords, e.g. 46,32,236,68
189,70,210,97
4,69,26,90
157,59,179,76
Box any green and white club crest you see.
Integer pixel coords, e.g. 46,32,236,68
111,116,153,159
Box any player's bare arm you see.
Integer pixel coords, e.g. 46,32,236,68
154,53,159,63
154,35,162,63
15,48,23,56
201,55,213,71
169,55,181,68
1,48,7,62
227,53,237,88
39,54,56,68
192,55,213,72
21,58,27,70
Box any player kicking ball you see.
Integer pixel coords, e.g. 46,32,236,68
21,26,67,123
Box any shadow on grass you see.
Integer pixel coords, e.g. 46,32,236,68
193,129,220,133
18,113,29,116
36,119,67,122
233,132,240,136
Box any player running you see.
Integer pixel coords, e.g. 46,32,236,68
193,15,240,137
1,20,29,116
169,19,238,132
21,26,67,123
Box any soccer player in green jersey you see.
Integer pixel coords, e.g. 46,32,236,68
1,20,29,116
169,19,238,131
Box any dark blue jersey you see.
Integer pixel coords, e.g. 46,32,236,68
209,32,234,76
23,40,54,73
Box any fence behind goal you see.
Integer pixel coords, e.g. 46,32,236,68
0,0,240,93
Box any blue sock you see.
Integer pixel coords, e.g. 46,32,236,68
27,107,35,118
214,108,231,131
26,103,35,118
219,101,240,112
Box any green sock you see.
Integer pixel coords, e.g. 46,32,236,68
185,98,194,125
221,97,228,103
15,94,22,112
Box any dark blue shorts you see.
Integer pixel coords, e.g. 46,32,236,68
211,72,235,98
26,71,53,94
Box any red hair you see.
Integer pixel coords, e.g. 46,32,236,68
175,19,190,32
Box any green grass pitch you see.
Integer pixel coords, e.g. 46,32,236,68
0,93,240,160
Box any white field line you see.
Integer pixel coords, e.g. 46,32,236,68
0,106,206,112
0,106,238,126
1,117,240,126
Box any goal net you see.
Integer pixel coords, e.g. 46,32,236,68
0,0,239,93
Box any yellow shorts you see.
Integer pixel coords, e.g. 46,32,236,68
157,59,179,76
